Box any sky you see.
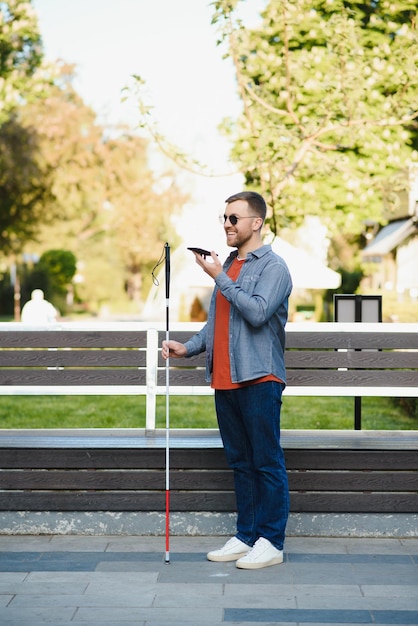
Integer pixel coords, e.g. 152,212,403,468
32,0,265,253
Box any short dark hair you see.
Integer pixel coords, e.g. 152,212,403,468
225,191,267,221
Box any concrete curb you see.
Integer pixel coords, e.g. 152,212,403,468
0,511,416,537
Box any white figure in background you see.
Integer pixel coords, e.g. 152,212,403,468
21,289,59,324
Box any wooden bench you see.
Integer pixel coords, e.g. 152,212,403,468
0,429,417,514
0,321,417,517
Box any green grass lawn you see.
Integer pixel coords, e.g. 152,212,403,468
0,394,415,430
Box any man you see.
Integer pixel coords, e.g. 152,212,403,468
162,191,292,569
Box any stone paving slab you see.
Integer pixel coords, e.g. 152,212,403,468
0,536,417,625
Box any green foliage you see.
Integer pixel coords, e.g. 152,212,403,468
0,115,53,255
0,1,54,257
215,0,418,237
0,0,43,124
22,249,77,313
334,268,363,296
37,250,77,294
0,272,13,316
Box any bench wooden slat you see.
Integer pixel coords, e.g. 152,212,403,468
286,351,418,369
158,353,207,367
286,370,418,387
289,492,418,513
285,449,418,470
1,469,415,492
0,350,147,367
288,470,418,491
157,369,207,385
286,330,418,350
0,370,147,386
0,447,228,469
4,367,415,388
0,330,149,348
0,491,235,512
0,491,416,513
1,447,415,470
0,470,233,491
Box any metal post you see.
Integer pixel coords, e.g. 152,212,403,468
354,397,362,431
334,294,382,430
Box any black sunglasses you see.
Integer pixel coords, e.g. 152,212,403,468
219,214,259,225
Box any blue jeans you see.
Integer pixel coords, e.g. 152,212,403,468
215,382,289,550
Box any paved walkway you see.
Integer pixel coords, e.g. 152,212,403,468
0,535,417,625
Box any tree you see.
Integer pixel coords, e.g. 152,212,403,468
0,0,44,125
36,249,76,293
0,2,186,314
0,114,53,255
21,64,186,310
212,0,418,237
19,62,112,230
19,249,76,314
0,1,55,256
104,133,186,304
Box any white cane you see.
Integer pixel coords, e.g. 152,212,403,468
164,242,171,563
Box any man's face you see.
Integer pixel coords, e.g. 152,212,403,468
223,199,259,249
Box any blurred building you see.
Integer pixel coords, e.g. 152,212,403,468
362,164,418,302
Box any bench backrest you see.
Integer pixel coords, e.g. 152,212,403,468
0,328,148,388
0,322,417,429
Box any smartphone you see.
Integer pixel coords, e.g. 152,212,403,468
187,247,211,257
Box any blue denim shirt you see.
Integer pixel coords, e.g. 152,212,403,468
184,244,292,385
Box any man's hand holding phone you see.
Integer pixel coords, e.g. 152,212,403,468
187,247,222,279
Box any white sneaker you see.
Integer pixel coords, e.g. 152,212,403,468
236,537,283,569
207,537,251,562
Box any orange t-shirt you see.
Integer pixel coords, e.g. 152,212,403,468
211,257,281,390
